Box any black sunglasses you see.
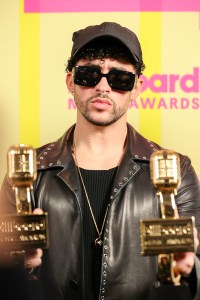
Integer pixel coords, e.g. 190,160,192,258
73,65,136,91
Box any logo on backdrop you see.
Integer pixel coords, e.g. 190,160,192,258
67,67,199,110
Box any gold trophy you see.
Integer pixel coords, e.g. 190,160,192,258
140,150,195,299
0,144,48,251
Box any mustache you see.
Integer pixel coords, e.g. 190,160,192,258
88,93,112,102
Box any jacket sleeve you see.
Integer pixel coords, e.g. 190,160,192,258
176,155,200,299
194,256,200,300
0,175,16,214
176,155,200,256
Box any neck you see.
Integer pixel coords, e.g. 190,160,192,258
73,119,127,170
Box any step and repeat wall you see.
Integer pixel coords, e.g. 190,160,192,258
0,0,200,185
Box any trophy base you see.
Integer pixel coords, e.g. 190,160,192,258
150,283,192,300
0,213,48,250
140,217,195,255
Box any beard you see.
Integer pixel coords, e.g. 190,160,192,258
74,92,128,127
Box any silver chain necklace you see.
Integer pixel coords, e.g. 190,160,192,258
72,146,110,248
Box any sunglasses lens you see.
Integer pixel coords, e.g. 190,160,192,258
74,66,135,91
74,66,101,87
108,70,135,91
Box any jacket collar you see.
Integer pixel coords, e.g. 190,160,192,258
36,123,162,201
109,124,161,200
126,123,160,162
36,123,161,171
36,126,75,170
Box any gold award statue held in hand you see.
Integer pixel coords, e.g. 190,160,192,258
0,144,48,251
140,150,195,296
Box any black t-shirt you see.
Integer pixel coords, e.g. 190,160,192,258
80,167,117,300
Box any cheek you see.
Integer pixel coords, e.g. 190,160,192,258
76,87,98,104
113,97,130,113
75,86,92,97
74,88,91,105
116,94,131,106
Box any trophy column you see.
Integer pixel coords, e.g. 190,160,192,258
0,144,48,252
140,150,195,300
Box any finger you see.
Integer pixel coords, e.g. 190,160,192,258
24,248,43,269
33,208,44,214
174,252,195,276
25,248,43,259
24,256,42,268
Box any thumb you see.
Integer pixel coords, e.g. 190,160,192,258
33,208,44,214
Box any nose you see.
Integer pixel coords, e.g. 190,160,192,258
95,75,112,93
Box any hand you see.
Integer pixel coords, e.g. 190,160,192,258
174,227,199,276
173,205,199,276
24,248,43,269
24,208,44,270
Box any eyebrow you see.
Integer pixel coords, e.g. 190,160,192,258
83,63,101,69
80,63,129,72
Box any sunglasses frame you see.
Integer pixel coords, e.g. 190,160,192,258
73,65,136,91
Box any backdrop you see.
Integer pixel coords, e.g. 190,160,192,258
0,0,200,186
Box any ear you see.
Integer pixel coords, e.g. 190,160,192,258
66,72,74,94
131,77,143,100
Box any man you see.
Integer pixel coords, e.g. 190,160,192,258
1,22,200,300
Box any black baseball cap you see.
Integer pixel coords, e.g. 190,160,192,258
71,22,142,63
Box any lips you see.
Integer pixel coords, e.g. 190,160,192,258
91,99,111,105
90,98,112,110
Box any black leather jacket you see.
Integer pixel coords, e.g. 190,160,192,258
1,123,200,300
